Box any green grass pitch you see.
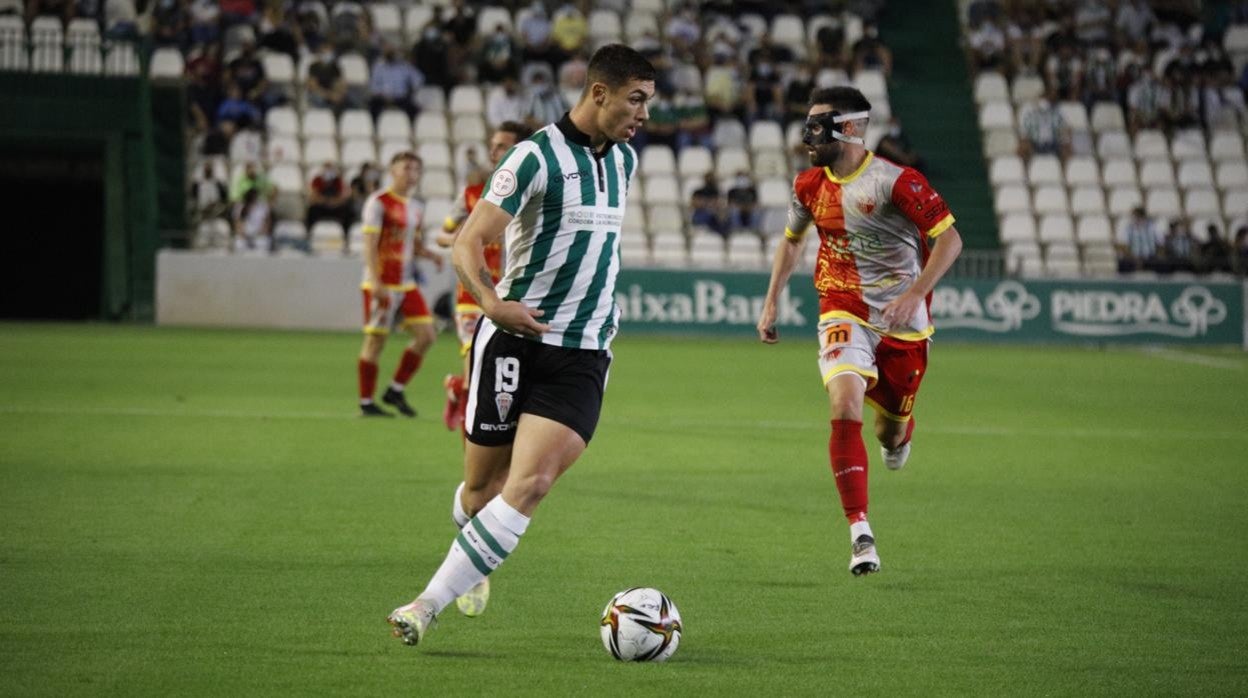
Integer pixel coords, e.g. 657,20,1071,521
2,323,1246,696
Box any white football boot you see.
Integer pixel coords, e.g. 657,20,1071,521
881,441,911,471
387,599,436,647
849,535,881,576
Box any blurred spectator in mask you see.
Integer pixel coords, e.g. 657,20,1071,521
852,23,892,77
306,43,351,115
307,161,354,234
690,171,729,238
368,45,424,120
487,76,526,129
478,23,518,83
1018,87,1071,160
727,171,761,235
875,116,925,171
412,12,453,90
551,2,587,58
522,69,567,131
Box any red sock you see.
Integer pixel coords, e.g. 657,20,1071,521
901,415,916,446
358,359,378,402
830,419,869,522
392,349,422,387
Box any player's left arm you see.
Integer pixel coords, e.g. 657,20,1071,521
882,170,963,327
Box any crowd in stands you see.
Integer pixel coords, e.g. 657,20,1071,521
968,0,1248,277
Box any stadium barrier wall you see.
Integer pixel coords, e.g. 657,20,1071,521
155,251,1247,347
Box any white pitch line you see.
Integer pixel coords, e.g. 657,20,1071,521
1,405,1245,441
1137,347,1245,371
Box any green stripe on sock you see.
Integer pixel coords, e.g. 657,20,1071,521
470,517,510,561
456,532,492,576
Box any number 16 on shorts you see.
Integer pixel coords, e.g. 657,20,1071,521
494,357,519,422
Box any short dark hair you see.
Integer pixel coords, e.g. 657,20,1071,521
496,121,534,141
390,150,421,166
808,86,873,115
586,43,657,89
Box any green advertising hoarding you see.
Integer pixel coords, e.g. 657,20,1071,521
614,269,1246,346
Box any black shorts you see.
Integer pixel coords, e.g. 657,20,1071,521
465,318,612,446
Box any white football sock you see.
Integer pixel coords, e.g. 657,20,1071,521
850,519,874,542
451,482,470,528
419,495,530,614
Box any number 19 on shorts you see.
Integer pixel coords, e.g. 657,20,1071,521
495,357,519,393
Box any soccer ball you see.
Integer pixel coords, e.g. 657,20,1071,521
599,587,683,662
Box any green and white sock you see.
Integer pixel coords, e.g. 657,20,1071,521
451,482,470,528
420,495,530,614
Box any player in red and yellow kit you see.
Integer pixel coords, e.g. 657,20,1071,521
434,121,533,431
357,151,443,417
757,87,963,575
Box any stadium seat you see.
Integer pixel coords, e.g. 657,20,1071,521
404,5,434,44
622,205,646,235
378,139,409,165
30,16,63,73
727,233,765,269
1010,74,1045,105
1107,186,1142,217
1133,130,1168,160
712,118,747,150
589,9,622,44
414,112,449,142
303,137,339,165
1032,186,1069,215
302,108,337,139
265,136,302,165
103,41,139,76
998,212,1037,244
416,140,452,170
415,85,446,113
973,72,1008,104
1208,132,1246,163
1005,240,1041,275
66,18,101,74
854,69,888,102
814,66,850,89
1082,246,1118,276
377,109,412,141
1064,157,1100,187
1057,101,1090,133
1216,161,1248,190
1183,188,1221,219
449,85,484,115
1076,215,1113,245
451,114,486,143
228,130,263,162
1069,186,1105,216
1090,101,1126,132
715,148,751,179
642,174,681,206
369,2,403,45
307,220,343,253
989,156,1026,187
1101,158,1137,188
337,52,369,91
753,150,789,178
677,146,714,179
983,128,1019,159
647,203,687,240
1038,214,1075,244
476,6,513,34
148,47,184,80
689,231,727,268
1177,160,1214,190
266,106,300,138
1144,187,1181,219
624,11,659,43
978,101,1014,131
748,121,785,154
454,141,487,177
641,145,677,176
1138,160,1175,188
1224,189,1248,219
1170,129,1207,162
339,109,374,141
1096,131,1132,160
0,15,28,71
619,231,651,267
758,177,789,208
421,196,453,234
420,167,455,198
1027,155,1063,187
261,51,295,97
194,218,231,249
994,185,1031,216
341,138,377,169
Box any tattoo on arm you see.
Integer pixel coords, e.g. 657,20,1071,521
453,261,481,303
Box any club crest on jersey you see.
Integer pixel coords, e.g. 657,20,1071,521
857,195,876,215
491,169,517,197
909,181,923,194
495,391,514,422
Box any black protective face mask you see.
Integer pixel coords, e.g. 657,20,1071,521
801,110,869,147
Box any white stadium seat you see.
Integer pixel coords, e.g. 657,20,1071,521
1183,188,1221,219
339,109,374,140
302,108,337,139
1144,187,1181,219
377,109,412,141
1101,158,1137,188
989,156,1026,187
1064,157,1100,187
66,18,101,74
1033,185,1069,215
1027,155,1064,187
974,72,1008,104
994,185,1031,216
998,212,1037,244
1069,186,1106,216
1133,130,1168,160
641,145,676,176
1138,160,1175,188
1216,162,1248,190
30,16,63,73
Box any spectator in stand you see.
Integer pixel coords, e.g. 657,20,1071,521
486,76,525,130
704,51,744,121
1004,6,1045,76
368,45,424,121
690,171,728,237
744,47,786,124
727,171,761,235
641,86,680,151
1018,87,1071,160
351,162,381,223
665,4,700,62
231,188,273,253
1164,218,1197,273
215,85,262,129
785,64,816,126
1160,64,1200,132
557,50,588,105
674,83,714,152
478,23,518,83
328,1,368,55
295,4,326,52
258,5,301,65
200,119,231,157
1115,207,1163,272
186,45,222,132
852,24,893,78
24,0,74,25
1233,224,1248,275
1200,62,1246,131
518,1,558,70
153,0,190,52
1044,37,1084,101
306,44,351,115
225,41,270,110
813,22,847,70
967,16,1007,73
442,0,476,48
1198,222,1233,273
1125,64,1165,132
550,2,587,58
219,0,257,30
1081,46,1118,109
1115,0,1155,48
306,161,354,237
875,116,925,171
230,160,274,204
1073,0,1111,47
412,13,453,90
191,162,229,224
104,0,140,40
521,69,567,132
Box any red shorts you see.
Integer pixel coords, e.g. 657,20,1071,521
362,287,432,335
864,336,927,422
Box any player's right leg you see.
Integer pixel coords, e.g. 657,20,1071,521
865,336,928,472
359,288,396,417
452,442,511,617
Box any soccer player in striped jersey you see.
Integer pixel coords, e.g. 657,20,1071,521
356,151,443,417
756,87,964,576
387,44,655,646
435,121,534,434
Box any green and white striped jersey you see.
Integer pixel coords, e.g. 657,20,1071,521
482,114,637,350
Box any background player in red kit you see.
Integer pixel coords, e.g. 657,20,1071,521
357,151,443,417
435,121,533,431
756,86,963,575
